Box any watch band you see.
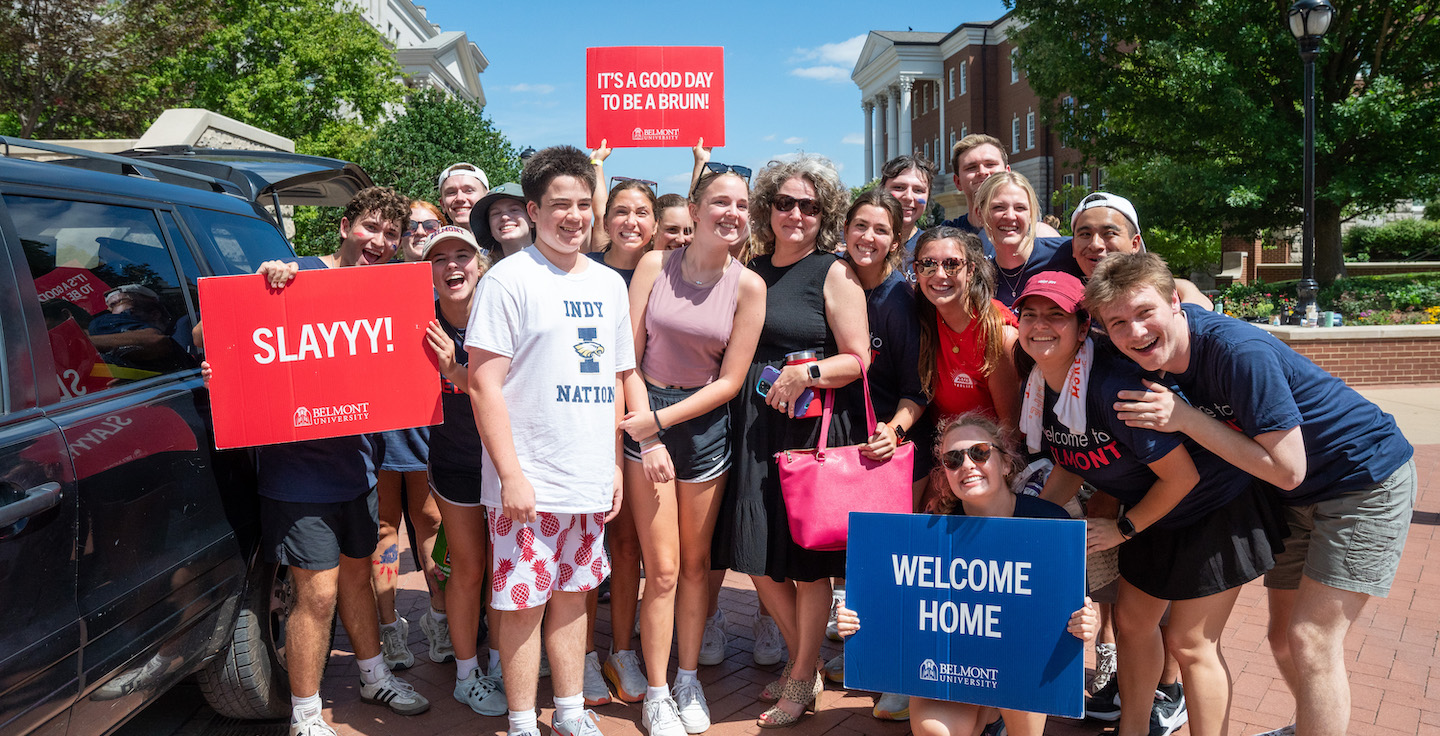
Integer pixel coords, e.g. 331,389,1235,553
807,363,821,381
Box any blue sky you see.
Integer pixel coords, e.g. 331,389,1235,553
423,0,1012,192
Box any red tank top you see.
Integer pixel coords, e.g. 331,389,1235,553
931,300,1013,418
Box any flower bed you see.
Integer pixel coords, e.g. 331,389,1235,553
1217,273,1440,326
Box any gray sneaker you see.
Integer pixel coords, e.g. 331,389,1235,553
454,668,507,717
379,616,414,670
751,614,784,666
553,709,604,736
419,610,454,663
672,678,711,734
698,609,727,666
642,696,686,736
584,650,612,706
359,669,429,715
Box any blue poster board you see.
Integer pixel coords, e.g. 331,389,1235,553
844,512,1086,718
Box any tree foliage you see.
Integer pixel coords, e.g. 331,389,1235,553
1011,0,1440,284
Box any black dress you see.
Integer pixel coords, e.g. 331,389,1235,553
711,251,866,582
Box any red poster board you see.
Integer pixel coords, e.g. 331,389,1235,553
586,46,725,149
34,267,112,315
198,263,441,449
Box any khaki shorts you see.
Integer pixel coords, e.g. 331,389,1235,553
1264,459,1416,598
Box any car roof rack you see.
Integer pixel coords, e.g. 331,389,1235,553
1,135,247,198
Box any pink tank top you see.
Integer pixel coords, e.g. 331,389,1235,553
642,246,743,387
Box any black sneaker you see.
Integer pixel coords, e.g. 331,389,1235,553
1084,678,1120,721
1149,682,1188,736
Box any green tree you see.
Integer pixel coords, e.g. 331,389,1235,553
1012,0,1440,285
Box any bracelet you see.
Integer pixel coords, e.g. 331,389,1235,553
590,158,600,165
641,443,667,456
638,437,660,448
654,409,667,433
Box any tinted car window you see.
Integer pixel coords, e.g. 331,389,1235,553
192,208,295,276
6,194,197,398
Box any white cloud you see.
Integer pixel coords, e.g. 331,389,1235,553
842,133,864,145
789,66,851,83
762,134,777,142
793,34,866,66
507,83,555,94
784,136,806,145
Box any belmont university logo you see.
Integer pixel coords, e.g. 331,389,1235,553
919,658,1000,689
292,402,371,428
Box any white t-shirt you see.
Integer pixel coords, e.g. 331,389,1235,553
465,246,636,513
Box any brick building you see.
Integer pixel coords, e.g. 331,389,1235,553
851,13,1098,221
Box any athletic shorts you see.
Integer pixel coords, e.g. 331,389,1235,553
622,384,730,483
1119,480,1289,600
488,509,610,611
378,427,429,472
261,489,379,570
1265,459,1415,598
430,465,483,507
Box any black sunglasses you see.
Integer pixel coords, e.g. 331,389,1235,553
914,257,969,277
773,195,822,216
404,219,442,237
610,176,658,189
940,443,994,470
705,162,752,183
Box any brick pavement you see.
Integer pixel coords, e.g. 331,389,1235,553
317,442,1440,736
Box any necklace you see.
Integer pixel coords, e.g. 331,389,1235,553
682,252,728,288
996,261,1025,301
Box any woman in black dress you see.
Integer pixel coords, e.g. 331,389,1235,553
711,154,870,728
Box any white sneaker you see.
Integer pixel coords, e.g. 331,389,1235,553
822,652,844,683
1092,641,1117,691
752,614,785,666
454,668,507,717
1251,727,1296,736
673,678,711,734
698,610,727,666
359,669,429,715
380,616,414,670
553,709,604,736
873,691,910,720
642,696,686,736
290,711,337,736
419,610,454,663
825,600,842,641
584,650,612,706
603,649,647,703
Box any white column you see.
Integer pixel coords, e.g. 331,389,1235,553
874,93,889,173
886,85,900,165
936,81,946,172
863,100,876,182
898,75,914,159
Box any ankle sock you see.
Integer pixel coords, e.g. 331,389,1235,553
489,648,502,671
554,692,583,724
291,692,322,722
429,607,448,622
508,708,538,735
456,656,479,681
357,654,386,684
1158,680,1182,700
676,667,697,684
646,685,669,702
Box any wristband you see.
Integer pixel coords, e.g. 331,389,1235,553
639,437,660,448
590,159,600,165
641,443,667,456
655,410,667,433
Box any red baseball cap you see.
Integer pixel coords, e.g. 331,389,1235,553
1015,271,1085,313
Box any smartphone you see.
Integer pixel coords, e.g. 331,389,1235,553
755,365,815,415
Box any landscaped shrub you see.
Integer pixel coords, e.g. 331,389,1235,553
1343,219,1440,262
1216,273,1440,324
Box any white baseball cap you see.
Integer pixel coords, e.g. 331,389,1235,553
437,162,490,191
419,225,481,260
1071,191,1141,236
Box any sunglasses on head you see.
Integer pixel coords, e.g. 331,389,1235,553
940,443,994,470
404,219,442,237
913,257,969,277
610,176,658,189
773,195,822,216
705,162,752,183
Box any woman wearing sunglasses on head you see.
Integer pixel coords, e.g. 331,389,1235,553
1014,271,1285,736
976,171,1076,306
688,139,752,258
834,412,1098,736
710,154,871,729
610,165,766,735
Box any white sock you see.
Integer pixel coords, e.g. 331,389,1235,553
430,606,448,622
676,667,698,684
291,692,322,722
456,656,479,681
554,692,584,724
489,648,502,671
357,654,386,685
508,708,538,735
646,684,670,702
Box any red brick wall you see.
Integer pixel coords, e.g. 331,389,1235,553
1256,262,1440,281
1280,335,1440,385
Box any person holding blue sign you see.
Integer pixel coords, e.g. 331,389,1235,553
836,412,1097,736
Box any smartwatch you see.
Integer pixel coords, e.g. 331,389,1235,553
807,363,821,381
1116,514,1137,539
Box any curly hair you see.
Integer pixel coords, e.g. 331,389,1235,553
520,145,596,204
342,186,409,234
927,411,1023,515
912,227,1005,399
747,154,847,257
844,189,905,274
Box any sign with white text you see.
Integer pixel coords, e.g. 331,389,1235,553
586,46,724,148
844,513,1086,718
198,263,441,449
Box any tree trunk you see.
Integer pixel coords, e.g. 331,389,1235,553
1315,198,1346,285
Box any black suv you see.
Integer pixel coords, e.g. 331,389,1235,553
0,137,369,734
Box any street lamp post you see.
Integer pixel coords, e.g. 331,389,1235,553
1288,0,1334,325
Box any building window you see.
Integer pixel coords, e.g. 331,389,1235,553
961,124,967,139
1010,49,1020,84
1081,172,1091,190
1026,112,1036,150
960,61,968,95
1011,116,1020,153
948,68,955,99
1063,174,1075,187
924,142,930,162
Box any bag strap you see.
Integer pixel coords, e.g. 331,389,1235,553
815,353,875,456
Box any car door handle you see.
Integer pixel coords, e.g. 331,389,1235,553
0,482,63,528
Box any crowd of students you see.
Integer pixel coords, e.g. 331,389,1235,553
211,133,1416,736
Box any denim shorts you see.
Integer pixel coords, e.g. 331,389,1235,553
622,383,730,483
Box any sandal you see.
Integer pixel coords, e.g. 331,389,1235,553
757,676,817,729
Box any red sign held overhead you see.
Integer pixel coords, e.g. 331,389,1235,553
198,263,441,449
587,46,725,149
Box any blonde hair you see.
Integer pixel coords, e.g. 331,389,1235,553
975,171,1039,257
1085,251,1177,316
950,134,1008,174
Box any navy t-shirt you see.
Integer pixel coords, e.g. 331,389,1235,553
954,493,1070,520
1164,306,1413,505
255,256,377,503
429,301,484,473
865,269,926,423
987,236,1079,307
1043,343,1250,528
587,250,635,287
939,213,982,235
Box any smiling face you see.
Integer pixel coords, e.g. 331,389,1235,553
655,206,694,250
940,424,1007,506
428,239,481,305
527,174,592,260
1095,285,1189,373
770,176,821,253
1017,296,1087,370
844,203,896,273
440,173,487,227
884,167,929,231
337,209,400,266
487,198,532,249
1072,207,1141,277
605,188,656,255
692,174,749,253
954,143,1008,201
401,205,441,262
984,183,1033,253
914,237,973,311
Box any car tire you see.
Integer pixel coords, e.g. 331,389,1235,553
197,562,291,719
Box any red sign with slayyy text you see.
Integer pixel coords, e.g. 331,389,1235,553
198,262,441,449
586,46,724,149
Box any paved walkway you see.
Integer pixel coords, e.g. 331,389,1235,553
313,384,1440,736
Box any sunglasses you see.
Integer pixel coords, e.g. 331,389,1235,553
404,219,442,237
610,176,658,189
773,195,822,216
913,257,969,277
940,443,994,470
705,162,752,183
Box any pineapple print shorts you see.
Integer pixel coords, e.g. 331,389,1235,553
487,508,612,610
